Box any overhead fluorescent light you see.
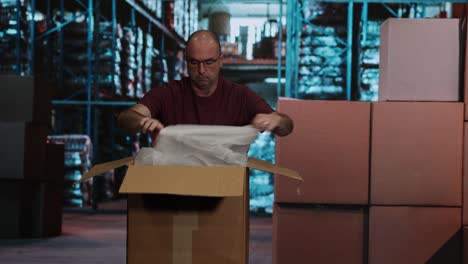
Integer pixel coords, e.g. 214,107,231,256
264,77,285,84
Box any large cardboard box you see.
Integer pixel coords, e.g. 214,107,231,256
0,75,52,123
464,123,468,225
275,99,370,204
79,157,300,264
371,102,463,206
464,17,468,120
0,143,64,238
0,144,65,238
0,122,48,180
273,204,366,264
369,206,461,264
0,180,63,238
45,143,65,184
464,226,468,264
379,18,460,101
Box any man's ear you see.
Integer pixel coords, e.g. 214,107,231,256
218,53,224,67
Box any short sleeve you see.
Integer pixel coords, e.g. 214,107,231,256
244,86,274,117
138,85,167,119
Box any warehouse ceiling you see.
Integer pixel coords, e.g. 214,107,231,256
198,0,286,18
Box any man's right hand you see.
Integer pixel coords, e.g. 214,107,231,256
140,117,164,134
139,116,164,147
118,103,165,136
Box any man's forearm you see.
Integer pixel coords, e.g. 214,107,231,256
118,109,145,135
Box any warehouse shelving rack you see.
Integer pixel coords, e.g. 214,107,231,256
31,0,185,135
0,0,36,75
284,0,463,100
2,0,189,208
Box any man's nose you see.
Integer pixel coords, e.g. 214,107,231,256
197,62,206,73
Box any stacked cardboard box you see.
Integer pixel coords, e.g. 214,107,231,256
372,18,463,264
370,102,462,264
275,18,465,264
274,98,370,264
0,75,64,238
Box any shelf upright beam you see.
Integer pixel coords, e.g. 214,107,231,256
131,6,136,28
160,17,166,60
277,0,284,99
346,1,353,101
111,0,118,163
112,0,117,87
124,0,185,48
15,0,21,75
46,0,52,79
59,0,65,91
293,0,302,98
86,0,94,137
159,0,166,63
286,0,300,98
29,0,36,75
285,0,291,97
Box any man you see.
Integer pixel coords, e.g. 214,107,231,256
118,30,293,139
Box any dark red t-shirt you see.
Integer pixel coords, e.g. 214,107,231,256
138,77,273,126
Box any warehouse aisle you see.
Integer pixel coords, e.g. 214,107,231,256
0,202,272,264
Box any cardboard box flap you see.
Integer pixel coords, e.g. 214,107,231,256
76,157,134,185
119,165,246,197
247,158,302,181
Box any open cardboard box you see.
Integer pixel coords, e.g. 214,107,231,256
77,156,301,264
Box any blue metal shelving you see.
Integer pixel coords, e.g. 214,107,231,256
15,0,21,75
12,0,188,209
284,1,460,100
19,0,186,139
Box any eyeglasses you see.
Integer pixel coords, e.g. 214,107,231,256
186,54,221,67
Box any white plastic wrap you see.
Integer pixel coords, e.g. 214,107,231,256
135,125,259,166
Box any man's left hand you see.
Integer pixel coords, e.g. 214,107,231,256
252,112,282,132
251,112,294,137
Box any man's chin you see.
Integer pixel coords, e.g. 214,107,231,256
194,79,210,87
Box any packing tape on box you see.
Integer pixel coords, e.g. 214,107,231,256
173,212,199,264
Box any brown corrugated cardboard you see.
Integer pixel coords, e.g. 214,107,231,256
464,123,468,225
0,122,48,180
275,99,370,204
379,18,460,101
0,180,63,238
273,204,366,264
121,166,246,196
78,157,300,264
127,182,249,263
42,143,64,237
44,143,65,183
369,206,461,264
0,75,52,123
464,17,468,120
464,226,468,264
371,102,463,206
0,143,64,238
34,181,63,237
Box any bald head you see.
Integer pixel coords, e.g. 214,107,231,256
186,30,221,55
